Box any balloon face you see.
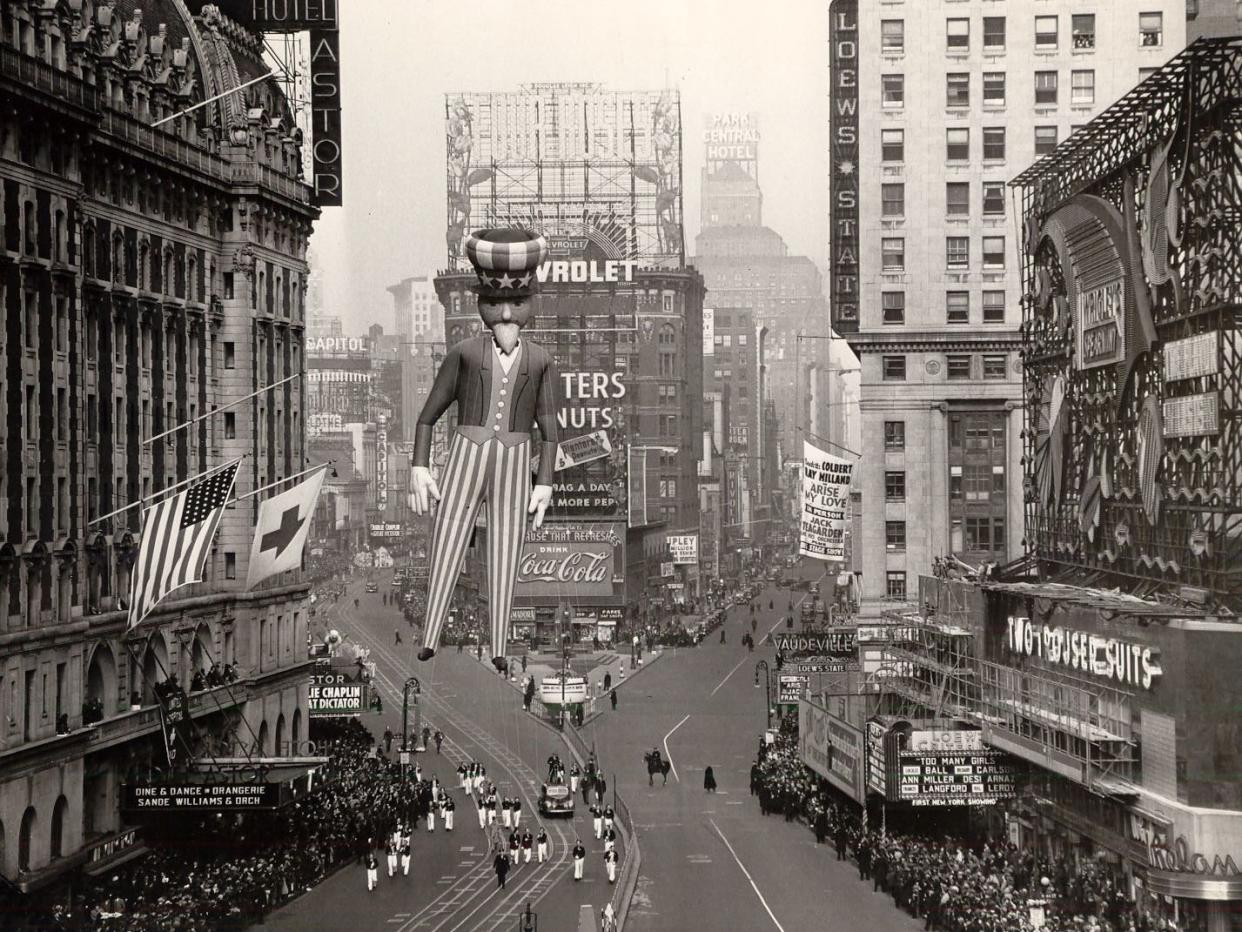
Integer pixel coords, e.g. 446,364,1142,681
479,297,533,331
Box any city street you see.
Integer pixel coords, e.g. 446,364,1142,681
262,571,620,931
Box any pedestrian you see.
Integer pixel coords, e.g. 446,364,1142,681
426,800,436,833
521,829,533,863
443,795,455,831
509,830,520,864
572,840,587,881
720,627,726,643
366,851,379,892
601,902,617,932
395,629,402,646
604,826,617,853
383,728,394,755
501,796,512,828
592,804,603,840
581,774,592,806
834,824,848,861
434,730,443,754
476,794,487,830
494,851,510,889
521,653,528,673
704,766,717,793
603,671,612,692
814,809,828,846
605,847,619,884
603,805,614,833
537,827,549,863
386,839,398,877
512,796,522,828
595,776,607,806
487,794,497,826
400,839,411,876
610,689,617,711
570,762,581,792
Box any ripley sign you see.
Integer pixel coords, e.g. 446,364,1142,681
1005,616,1162,690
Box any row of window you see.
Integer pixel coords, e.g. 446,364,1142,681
881,236,1006,272
882,125,1069,163
882,418,1008,452
884,466,1006,503
881,181,1006,218
880,13,1162,54
884,517,1008,555
881,354,1009,381
882,69,1102,109
882,291,1006,326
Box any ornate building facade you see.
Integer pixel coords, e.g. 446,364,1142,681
0,0,316,891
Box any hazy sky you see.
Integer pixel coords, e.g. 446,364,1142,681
311,0,830,334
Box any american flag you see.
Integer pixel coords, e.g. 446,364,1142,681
127,460,240,630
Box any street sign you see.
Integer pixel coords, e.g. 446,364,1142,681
790,658,861,674
399,750,411,766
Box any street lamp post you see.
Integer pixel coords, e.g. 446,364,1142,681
754,660,773,729
400,675,421,778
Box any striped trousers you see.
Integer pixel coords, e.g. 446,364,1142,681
421,431,531,659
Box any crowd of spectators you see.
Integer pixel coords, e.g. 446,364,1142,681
750,719,1185,932
32,720,437,931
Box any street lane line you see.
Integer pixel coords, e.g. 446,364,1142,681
709,656,749,697
662,714,689,783
709,818,787,932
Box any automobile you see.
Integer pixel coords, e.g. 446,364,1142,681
810,583,821,596
538,782,575,817
364,582,378,593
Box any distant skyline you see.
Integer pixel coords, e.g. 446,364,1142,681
307,0,830,336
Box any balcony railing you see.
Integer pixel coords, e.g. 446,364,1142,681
0,45,100,111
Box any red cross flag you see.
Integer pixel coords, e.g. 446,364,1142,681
245,466,328,590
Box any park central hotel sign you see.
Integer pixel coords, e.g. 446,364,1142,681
830,0,859,332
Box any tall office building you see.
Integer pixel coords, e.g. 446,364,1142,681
830,0,1184,604
0,1,318,890
387,275,443,343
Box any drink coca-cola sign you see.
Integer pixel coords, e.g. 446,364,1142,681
516,522,622,597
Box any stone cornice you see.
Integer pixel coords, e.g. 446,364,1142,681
847,329,1023,354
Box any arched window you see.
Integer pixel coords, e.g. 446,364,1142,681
50,796,67,859
86,644,118,718
257,720,270,757
274,713,286,757
291,708,302,751
18,806,36,872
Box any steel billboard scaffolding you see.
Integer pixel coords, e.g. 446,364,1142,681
444,84,685,269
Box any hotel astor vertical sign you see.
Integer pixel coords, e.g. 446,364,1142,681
830,0,859,332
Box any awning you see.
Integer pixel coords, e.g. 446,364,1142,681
1145,870,1242,901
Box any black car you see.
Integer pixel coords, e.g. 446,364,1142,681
538,782,575,817
364,582,378,593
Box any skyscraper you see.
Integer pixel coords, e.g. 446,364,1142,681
830,0,1184,604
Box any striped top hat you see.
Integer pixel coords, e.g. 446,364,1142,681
464,229,548,299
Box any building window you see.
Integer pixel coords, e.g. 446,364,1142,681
1035,15,1059,49
882,19,905,53
983,236,1006,269
946,237,969,269
946,73,970,108
224,412,236,439
947,355,972,380
882,292,905,325
886,572,907,600
950,465,963,500
965,465,993,502
1139,67,1158,82
983,354,1008,379
982,73,1006,106
946,18,969,50
224,552,236,580
983,16,1006,50
946,292,969,324
1071,70,1095,104
882,74,905,107
223,341,235,369
946,128,970,161
982,182,1006,216
1140,12,1163,46
993,465,1007,495
1035,71,1058,105
884,421,905,451
882,183,905,217
965,517,1005,552
882,129,905,162
883,356,906,381
983,291,1006,323
1072,13,1096,48
946,183,969,217
1034,125,1058,155
885,471,906,502
982,127,1006,160
886,521,906,552
882,238,905,271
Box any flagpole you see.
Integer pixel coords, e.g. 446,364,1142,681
87,456,249,529
143,373,301,447
796,425,862,459
228,462,332,507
